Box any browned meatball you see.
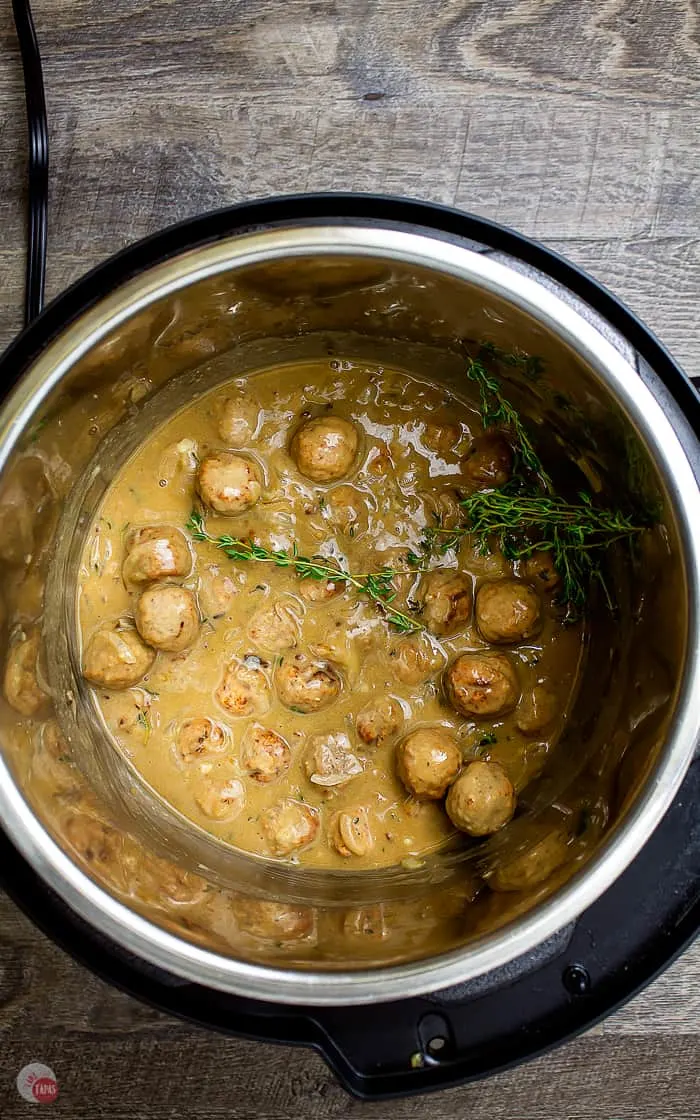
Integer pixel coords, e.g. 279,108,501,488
444,652,519,718
64,814,123,880
247,601,299,652
196,451,262,515
83,626,156,689
242,725,291,782
216,659,271,718
325,484,370,538
304,732,362,787
274,653,341,713
135,585,199,653
230,896,314,941
261,798,319,856
298,574,343,603
176,717,227,762
195,778,246,820
423,420,462,455
290,416,359,482
475,579,542,644
445,760,516,836
489,823,571,892
521,550,561,592
123,526,192,584
396,727,461,800
391,634,445,685
516,685,558,735
461,433,513,490
356,696,403,749
330,807,374,857
133,854,207,907
4,630,46,716
217,393,259,448
418,568,473,637
99,691,145,737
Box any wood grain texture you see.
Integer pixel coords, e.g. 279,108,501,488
1,0,699,1114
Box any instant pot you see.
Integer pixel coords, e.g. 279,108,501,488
2,1,699,1099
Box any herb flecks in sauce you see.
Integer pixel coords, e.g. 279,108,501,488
77,359,585,871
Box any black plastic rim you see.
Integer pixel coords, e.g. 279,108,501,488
0,193,698,1099
2,193,699,422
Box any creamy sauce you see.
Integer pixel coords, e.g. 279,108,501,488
77,360,583,870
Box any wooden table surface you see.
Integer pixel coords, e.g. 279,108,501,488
1,1,699,1115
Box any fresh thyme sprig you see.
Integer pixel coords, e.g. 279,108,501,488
478,340,544,382
465,354,554,492
186,511,424,633
456,350,652,614
422,488,648,615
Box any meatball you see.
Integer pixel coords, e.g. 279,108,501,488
423,420,461,455
325,484,369,538
343,905,387,939
64,815,123,878
83,626,155,690
198,564,237,618
230,897,314,941
242,724,291,783
418,568,473,637
31,720,77,793
261,798,319,856
4,630,46,716
216,659,271,718
247,601,299,653
475,579,542,644
461,433,513,489
298,575,343,603
123,526,192,584
396,727,461,800
101,691,151,738
134,854,207,907
391,634,445,685
304,732,362,787
195,777,246,820
196,451,262,515
176,717,227,763
444,652,519,718
274,654,341,713
135,585,199,653
290,416,359,482
522,550,561,592
445,760,516,836
217,393,259,448
516,685,558,735
356,696,403,749
330,808,374,857
489,826,571,892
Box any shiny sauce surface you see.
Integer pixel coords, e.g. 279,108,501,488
78,361,584,869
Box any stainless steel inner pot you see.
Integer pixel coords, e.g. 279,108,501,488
0,219,698,1006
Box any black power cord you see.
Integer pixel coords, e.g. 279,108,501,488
12,0,49,326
